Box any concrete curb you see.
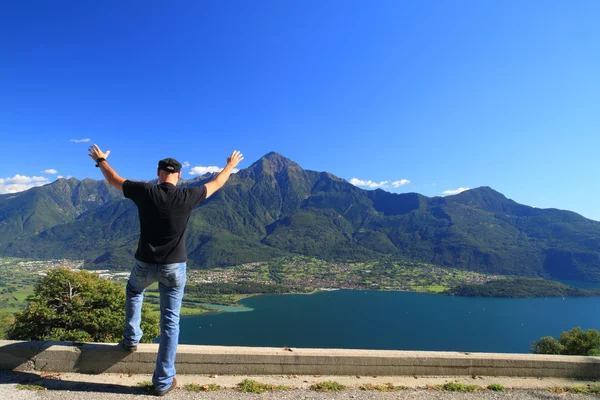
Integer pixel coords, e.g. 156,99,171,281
1,340,599,379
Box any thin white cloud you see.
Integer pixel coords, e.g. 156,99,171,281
442,187,470,195
350,177,411,189
350,178,389,189
182,161,190,169
189,166,222,176
70,138,91,143
42,169,58,174
189,166,239,176
392,179,411,188
0,174,49,194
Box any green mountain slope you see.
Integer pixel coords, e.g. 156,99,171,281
1,153,599,281
0,178,120,242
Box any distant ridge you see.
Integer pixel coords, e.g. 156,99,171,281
1,152,599,281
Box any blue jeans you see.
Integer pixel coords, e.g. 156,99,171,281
123,259,186,391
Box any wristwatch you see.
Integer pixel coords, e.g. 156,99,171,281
95,158,106,167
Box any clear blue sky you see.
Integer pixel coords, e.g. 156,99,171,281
1,1,599,220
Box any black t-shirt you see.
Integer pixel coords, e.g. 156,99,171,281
123,180,207,264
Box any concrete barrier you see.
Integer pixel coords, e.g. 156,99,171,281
1,340,599,379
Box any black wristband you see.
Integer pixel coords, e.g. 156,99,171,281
95,158,106,167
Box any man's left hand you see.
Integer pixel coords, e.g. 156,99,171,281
88,144,111,162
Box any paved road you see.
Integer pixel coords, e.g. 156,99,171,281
1,371,598,399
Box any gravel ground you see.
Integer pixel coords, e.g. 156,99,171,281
2,386,599,400
1,371,598,400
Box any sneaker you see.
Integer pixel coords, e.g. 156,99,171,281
155,378,177,396
118,340,137,352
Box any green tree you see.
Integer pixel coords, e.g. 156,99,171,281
559,327,600,356
532,327,600,356
531,336,564,355
7,268,159,343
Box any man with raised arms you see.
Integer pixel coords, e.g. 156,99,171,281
88,144,243,396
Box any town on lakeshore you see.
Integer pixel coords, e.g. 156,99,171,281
0,255,500,318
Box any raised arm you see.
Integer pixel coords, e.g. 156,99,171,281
88,144,126,191
204,150,244,199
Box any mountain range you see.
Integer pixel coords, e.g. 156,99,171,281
1,152,599,281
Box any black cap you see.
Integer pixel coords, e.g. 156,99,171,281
158,158,182,173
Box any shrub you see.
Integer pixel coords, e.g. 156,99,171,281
7,268,159,343
532,327,600,356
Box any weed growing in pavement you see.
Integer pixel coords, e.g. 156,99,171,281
16,384,46,391
310,381,346,392
236,379,292,393
136,381,154,392
436,382,481,392
184,383,223,392
359,382,406,391
487,383,505,391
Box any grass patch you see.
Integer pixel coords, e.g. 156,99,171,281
568,386,590,393
589,386,600,394
136,381,154,392
410,285,449,293
359,383,405,391
184,383,222,392
310,381,346,392
423,285,448,293
16,384,46,391
236,379,292,393
0,306,22,314
179,304,212,315
147,304,210,317
487,383,505,392
12,287,34,302
553,386,600,394
437,382,481,392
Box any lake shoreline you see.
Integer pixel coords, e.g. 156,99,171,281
184,279,600,318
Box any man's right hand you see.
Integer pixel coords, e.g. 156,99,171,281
226,150,244,169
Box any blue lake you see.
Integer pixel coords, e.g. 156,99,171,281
179,290,600,354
